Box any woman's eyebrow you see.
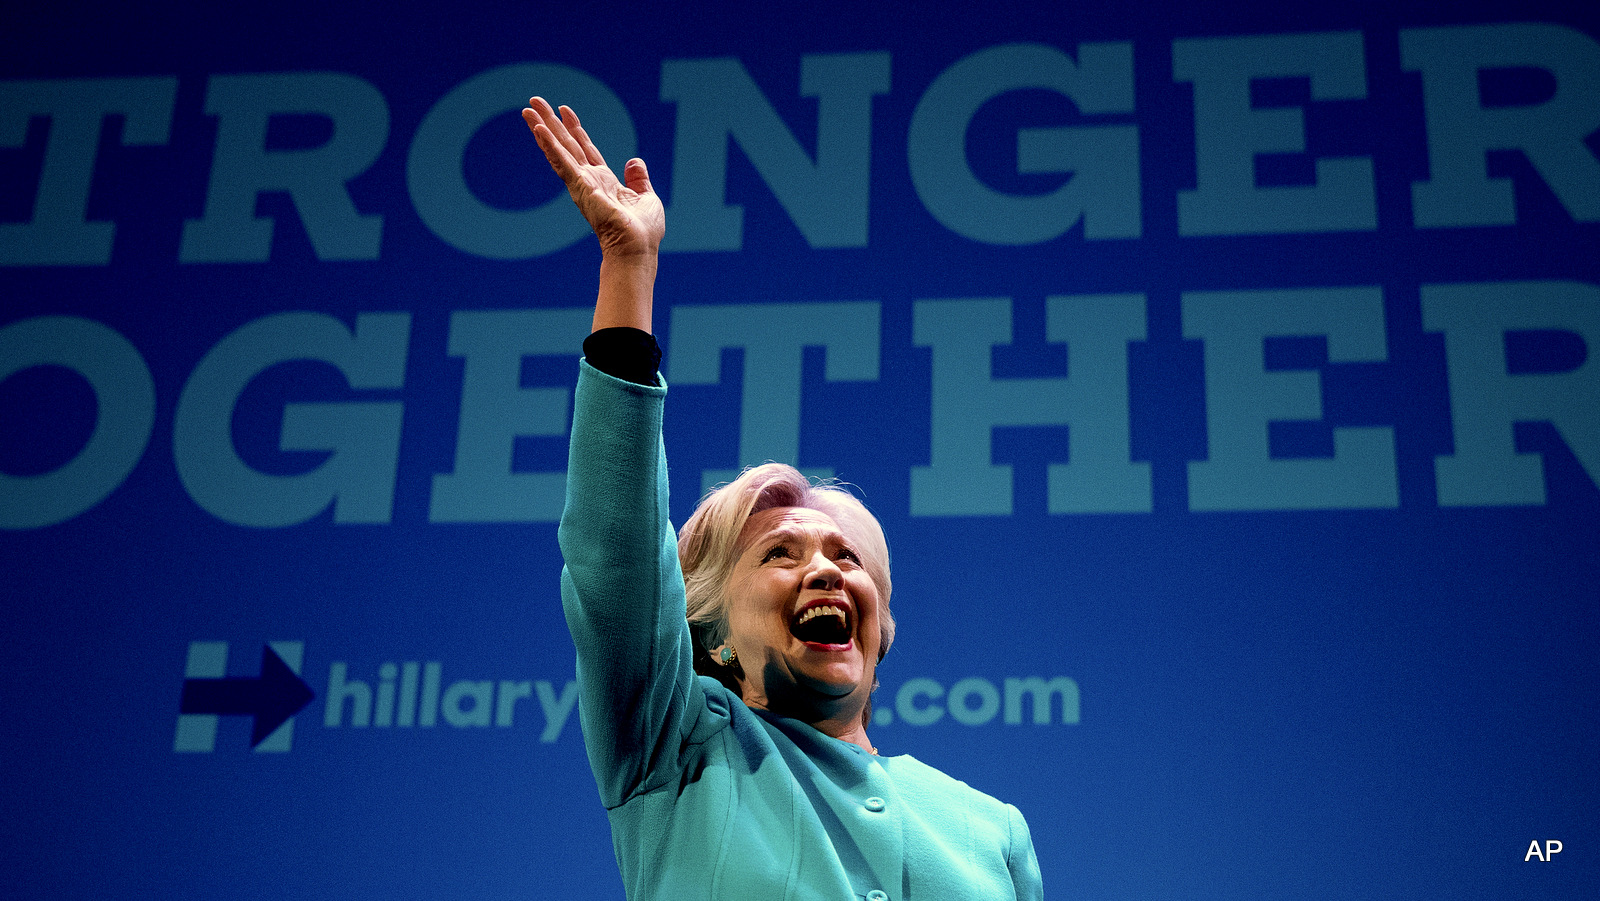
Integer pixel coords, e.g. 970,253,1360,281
759,526,807,545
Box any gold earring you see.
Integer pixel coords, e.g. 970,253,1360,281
718,646,737,665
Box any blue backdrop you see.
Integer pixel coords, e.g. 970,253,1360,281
3,1,1596,898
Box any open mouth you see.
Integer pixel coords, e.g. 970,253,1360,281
790,603,852,647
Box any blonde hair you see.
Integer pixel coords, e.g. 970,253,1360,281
678,463,895,699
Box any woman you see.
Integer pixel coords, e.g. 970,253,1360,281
527,96,1042,901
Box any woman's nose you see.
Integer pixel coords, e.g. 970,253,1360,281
804,553,843,590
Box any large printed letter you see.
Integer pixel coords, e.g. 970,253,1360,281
181,73,388,262
1185,287,1396,510
410,64,635,259
0,317,155,529
0,78,176,265
912,296,1149,516
909,43,1140,243
1424,281,1600,505
660,53,890,251
1045,295,1151,513
173,312,409,526
1173,31,1375,235
429,308,590,521
1004,676,1081,725
1403,24,1600,227
668,302,880,493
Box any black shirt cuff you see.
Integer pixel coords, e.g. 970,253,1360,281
583,327,662,386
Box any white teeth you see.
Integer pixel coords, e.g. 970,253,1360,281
796,604,846,625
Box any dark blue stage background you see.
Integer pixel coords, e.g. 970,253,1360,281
3,1,1596,898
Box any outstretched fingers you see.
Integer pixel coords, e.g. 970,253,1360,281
560,105,609,169
522,98,581,183
532,97,586,162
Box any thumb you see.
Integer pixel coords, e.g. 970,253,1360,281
623,158,653,195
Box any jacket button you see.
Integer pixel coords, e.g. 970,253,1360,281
867,892,889,901
864,796,886,812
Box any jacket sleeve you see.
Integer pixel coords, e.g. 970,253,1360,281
557,360,711,808
1007,803,1044,900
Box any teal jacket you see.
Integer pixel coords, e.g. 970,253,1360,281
559,362,1044,901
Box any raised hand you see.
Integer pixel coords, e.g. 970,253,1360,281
523,97,664,261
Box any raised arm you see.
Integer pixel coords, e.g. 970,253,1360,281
536,97,706,804
523,96,665,333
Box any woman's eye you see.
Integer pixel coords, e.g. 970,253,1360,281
762,546,791,563
835,548,861,564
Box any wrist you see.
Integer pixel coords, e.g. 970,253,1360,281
594,254,657,333
599,247,658,272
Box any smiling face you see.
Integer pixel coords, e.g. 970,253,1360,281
720,506,882,724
